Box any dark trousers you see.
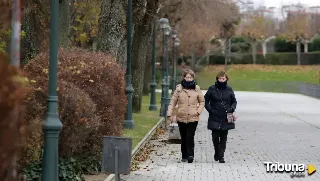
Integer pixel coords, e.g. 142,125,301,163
211,130,228,159
177,121,198,159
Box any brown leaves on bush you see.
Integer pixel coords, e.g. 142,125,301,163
21,48,127,165
25,48,127,134
58,81,100,157
0,53,27,181
0,0,11,29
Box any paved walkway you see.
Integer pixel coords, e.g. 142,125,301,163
122,91,320,181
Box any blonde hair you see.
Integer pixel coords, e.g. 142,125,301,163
182,69,195,78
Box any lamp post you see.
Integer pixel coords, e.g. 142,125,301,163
158,18,169,117
172,38,180,92
170,30,178,93
41,0,63,180
124,0,134,129
163,25,171,128
149,19,158,111
10,0,21,67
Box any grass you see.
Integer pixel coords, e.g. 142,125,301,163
122,93,162,148
196,65,320,92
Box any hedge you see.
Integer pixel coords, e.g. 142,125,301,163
20,48,127,180
207,52,320,65
274,37,320,52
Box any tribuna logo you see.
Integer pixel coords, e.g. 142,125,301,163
264,162,305,177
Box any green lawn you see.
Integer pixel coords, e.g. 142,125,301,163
196,65,320,92
122,93,162,148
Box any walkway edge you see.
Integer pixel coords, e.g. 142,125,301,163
104,117,165,181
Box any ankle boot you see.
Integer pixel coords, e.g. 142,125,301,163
187,156,194,163
219,157,225,163
218,148,225,163
214,145,220,161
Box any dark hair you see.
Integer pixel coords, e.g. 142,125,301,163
216,71,229,80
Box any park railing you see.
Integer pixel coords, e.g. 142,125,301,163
269,82,320,99
234,81,320,99
195,79,320,99
299,83,320,99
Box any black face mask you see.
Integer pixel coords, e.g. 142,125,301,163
181,79,196,89
215,80,227,89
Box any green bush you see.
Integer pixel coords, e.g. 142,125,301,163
274,38,297,52
208,52,320,65
274,37,320,53
309,38,320,52
22,157,98,181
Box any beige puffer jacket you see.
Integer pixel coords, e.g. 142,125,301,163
167,84,205,123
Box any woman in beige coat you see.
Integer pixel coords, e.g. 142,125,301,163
167,69,205,163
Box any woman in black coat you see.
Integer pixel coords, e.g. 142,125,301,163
204,71,237,163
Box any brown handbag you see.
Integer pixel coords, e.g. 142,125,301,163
227,113,234,123
219,92,236,123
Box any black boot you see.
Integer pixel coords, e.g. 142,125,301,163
218,130,228,163
214,145,220,161
219,157,225,163
218,147,225,163
187,156,194,163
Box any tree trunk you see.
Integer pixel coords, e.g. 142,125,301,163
304,42,308,53
205,42,210,65
296,41,301,65
251,42,257,64
142,35,153,95
116,37,127,67
225,39,230,71
131,0,160,112
191,45,196,71
262,41,267,58
59,0,72,48
97,0,126,65
21,0,40,64
132,28,151,113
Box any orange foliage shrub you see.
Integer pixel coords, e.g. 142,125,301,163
0,53,27,181
20,48,127,166
0,0,11,30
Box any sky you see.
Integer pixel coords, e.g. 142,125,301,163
239,0,320,19
255,0,320,8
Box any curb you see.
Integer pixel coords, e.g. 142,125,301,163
104,117,165,181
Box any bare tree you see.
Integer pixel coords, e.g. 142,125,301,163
238,7,276,64
280,4,311,64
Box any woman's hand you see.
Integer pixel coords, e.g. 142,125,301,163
228,108,234,113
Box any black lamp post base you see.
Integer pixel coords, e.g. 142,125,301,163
149,104,158,111
160,78,166,117
164,97,171,115
124,120,134,129
159,98,165,117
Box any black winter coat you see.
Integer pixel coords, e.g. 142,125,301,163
204,83,237,131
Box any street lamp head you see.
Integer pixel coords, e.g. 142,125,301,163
164,26,171,36
171,30,178,39
174,38,180,47
159,18,169,29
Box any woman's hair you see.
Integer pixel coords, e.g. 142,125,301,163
216,71,229,80
182,69,195,78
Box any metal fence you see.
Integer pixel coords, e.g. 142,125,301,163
299,83,320,99
195,79,320,99
269,81,320,99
